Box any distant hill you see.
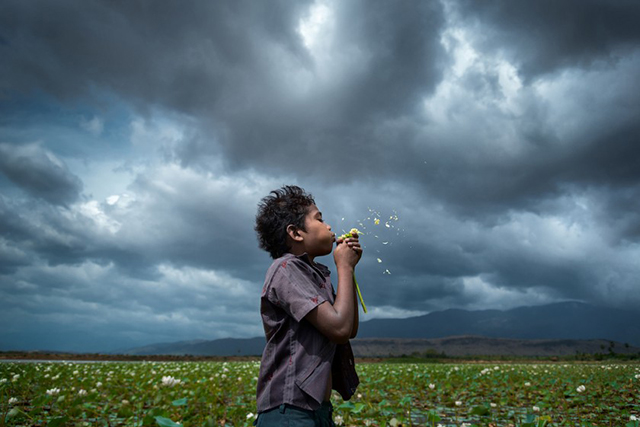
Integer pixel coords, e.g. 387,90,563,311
357,301,640,346
121,335,640,358
119,302,640,357
351,336,640,358
121,337,265,356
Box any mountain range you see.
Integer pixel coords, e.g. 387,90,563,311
121,302,640,357
356,301,640,345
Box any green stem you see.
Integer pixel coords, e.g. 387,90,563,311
353,274,367,313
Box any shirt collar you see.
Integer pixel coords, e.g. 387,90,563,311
285,252,331,277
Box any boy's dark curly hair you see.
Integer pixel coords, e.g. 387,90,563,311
255,185,316,259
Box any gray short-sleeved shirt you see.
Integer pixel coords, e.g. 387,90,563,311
256,252,357,412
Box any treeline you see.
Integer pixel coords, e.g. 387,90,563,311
384,349,640,364
0,351,260,362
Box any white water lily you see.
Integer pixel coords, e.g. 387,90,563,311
161,375,181,387
46,388,61,396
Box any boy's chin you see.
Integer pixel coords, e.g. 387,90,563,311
316,246,333,257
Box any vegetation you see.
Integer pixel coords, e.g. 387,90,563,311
1,360,639,426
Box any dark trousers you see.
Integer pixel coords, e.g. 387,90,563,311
255,402,336,427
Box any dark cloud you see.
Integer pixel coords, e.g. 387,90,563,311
0,0,448,181
451,0,640,80
0,143,82,206
0,0,312,106
215,1,448,178
0,165,268,280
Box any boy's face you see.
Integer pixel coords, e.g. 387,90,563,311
299,204,335,259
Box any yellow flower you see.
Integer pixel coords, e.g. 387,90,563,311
338,228,362,240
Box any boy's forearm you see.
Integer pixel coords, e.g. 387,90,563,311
335,265,356,318
331,265,357,342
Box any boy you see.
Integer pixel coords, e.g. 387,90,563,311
254,185,361,426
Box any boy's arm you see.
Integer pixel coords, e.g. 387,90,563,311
305,236,361,344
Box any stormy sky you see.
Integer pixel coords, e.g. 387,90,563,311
2,0,640,353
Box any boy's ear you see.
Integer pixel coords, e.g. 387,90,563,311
286,224,304,242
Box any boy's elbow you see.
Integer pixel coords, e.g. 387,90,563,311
329,326,353,344
350,320,359,339
331,335,351,345
308,305,354,344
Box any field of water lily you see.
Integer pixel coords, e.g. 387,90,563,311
1,360,639,427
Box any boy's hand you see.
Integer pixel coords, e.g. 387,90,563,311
334,231,362,269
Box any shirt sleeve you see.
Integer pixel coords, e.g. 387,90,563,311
267,258,327,322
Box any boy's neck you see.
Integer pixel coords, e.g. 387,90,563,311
288,242,315,262
289,248,314,262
